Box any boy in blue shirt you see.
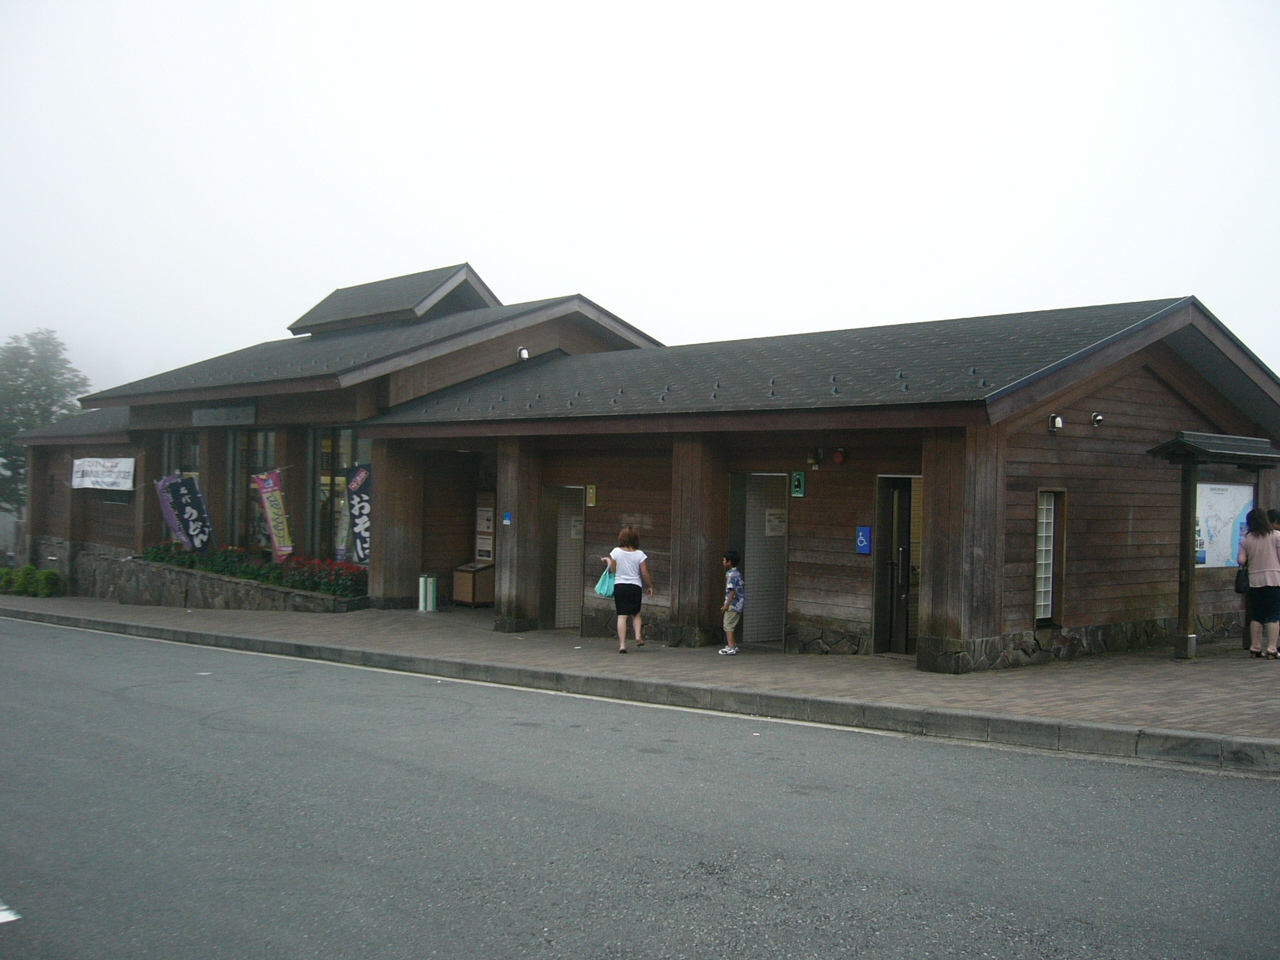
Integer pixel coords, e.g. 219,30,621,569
719,550,745,655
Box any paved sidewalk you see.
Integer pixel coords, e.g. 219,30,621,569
3,596,1279,774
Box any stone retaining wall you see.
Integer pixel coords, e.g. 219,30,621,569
73,552,368,614
917,611,1245,673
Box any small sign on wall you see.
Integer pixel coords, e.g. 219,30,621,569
764,508,787,537
586,484,597,507
790,471,805,497
855,526,872,554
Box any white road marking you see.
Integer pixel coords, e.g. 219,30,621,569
0,900,20,923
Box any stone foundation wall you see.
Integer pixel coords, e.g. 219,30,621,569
73,553,369,614
917,611,1245,673
784,621,871,655
581,601,684,645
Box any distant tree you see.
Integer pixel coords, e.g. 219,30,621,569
0,330,91,512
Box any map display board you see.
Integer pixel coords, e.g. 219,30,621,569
1195,482,1254,568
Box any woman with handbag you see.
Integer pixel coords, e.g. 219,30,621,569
1236,507,1280,658
601,525,652,653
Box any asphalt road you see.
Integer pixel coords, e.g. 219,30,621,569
0,618,1275,960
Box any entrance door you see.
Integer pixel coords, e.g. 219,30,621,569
546,486,585,629
729,474,788,644
874,476,921,654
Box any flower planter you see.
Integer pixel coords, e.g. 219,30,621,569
73,554,370,613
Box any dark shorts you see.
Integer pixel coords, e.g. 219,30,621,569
1250,585,1280,624
614,583,643,616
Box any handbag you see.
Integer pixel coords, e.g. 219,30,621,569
1235,563,1250,594
594,568,615,598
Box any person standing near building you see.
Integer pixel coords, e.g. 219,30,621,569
602,526,651,653
719,550,745,656
1237,507,1280,658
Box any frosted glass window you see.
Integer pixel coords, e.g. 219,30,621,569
1035,491,1056,621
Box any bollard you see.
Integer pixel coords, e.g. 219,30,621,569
418,575,437,613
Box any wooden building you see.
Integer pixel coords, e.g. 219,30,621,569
20,265,1280,671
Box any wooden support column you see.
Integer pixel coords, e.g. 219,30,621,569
494,437,542,632
919,424,1006,644
669,434,728,646
1175,461,1197,658
278,426,311,555
368,439,424,607
134,434,166,552
198,428,229,549
23,447,51,562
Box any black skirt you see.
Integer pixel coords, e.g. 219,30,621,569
613,583,643,616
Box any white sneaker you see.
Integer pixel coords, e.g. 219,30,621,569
718,645,739,655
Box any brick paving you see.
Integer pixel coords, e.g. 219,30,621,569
3,596,1279,740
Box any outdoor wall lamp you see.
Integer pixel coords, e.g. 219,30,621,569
517,346,530,361
1048,414,1063,435
1091,412,1105,427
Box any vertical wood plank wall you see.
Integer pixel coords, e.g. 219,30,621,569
368,439,425,605
670,435,728,643
420,452,479,600
541,446,673,619
1003,365,1231,632
726,431,922,636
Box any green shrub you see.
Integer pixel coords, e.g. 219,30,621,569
0,568,13,594
33,570,61,598
13,565,36,596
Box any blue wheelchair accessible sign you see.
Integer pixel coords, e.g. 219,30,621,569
855,526,872,555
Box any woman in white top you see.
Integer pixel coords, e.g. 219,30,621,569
1236,507,1280,658
602,525,653,653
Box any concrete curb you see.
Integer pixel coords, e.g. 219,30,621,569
5,604,1279,776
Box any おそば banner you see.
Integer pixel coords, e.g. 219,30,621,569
347,465,371,567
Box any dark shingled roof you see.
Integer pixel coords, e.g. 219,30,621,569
1148,431,1280,466
365,298,1189,425
289,264,493,335
17,406,131,442
83,297,580,403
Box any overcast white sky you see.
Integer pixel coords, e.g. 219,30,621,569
1,1,1277,398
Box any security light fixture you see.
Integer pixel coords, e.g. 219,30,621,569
517,346,530,361
1091,412,1104,427
1048,414,1063,435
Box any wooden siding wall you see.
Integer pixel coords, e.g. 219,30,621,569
1004,364,1229,632
368,439,425,604
541,447,673,613
724,431,922,633
82,491,136,548
421,453,480,596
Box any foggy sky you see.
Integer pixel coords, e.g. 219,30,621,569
1,0,1277,399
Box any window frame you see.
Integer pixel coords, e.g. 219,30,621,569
1034,488,1067,628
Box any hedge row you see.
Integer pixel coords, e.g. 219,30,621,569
0,565,61,597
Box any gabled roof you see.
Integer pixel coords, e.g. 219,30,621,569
365,298,1205,427
1148,431,1280,467
288,264,501,335
17,406,131,444
83,295,661,406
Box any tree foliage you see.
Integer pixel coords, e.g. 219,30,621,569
0,329,91,512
